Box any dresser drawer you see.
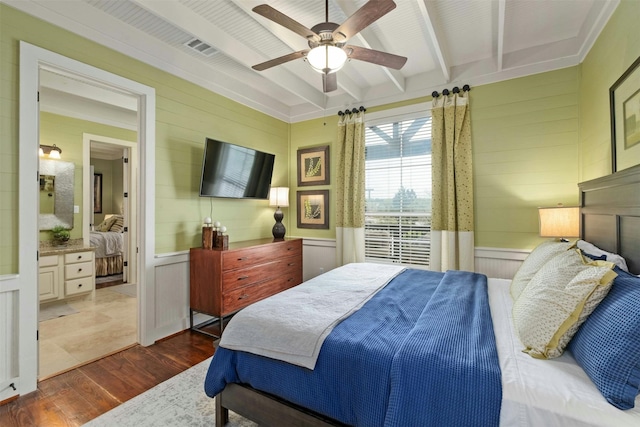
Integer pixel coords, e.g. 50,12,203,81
65,261,93,280
222,240,302,271
222,256,303,314
65,277,94,296
222,254,302,292
64,251,93,264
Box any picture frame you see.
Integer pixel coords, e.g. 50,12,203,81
297,145,330,186
93,173,103,214
610,55,640,172
297,190,329,229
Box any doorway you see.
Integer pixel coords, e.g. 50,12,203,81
19,41,156,394
37,89,141,379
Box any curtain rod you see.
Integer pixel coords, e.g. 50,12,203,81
431,84,471,98
337,106,366,116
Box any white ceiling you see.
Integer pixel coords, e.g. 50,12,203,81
7,0,619,123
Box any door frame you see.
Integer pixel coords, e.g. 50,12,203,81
83,134,138,288
19,41,156,394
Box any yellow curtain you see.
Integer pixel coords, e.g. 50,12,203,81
336,111,366,265
431,92,474,272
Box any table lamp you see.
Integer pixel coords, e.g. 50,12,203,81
269,187,289,240
538,205,579,241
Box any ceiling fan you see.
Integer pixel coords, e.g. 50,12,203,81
251,0,407,93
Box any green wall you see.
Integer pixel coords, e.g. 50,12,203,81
38,112,136,242
3,1,639,275
579,0,640,181
0,4,289,274
290,68,580,250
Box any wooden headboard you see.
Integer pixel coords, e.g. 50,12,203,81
579,164,640,275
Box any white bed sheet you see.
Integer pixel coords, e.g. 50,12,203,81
488,278,640,427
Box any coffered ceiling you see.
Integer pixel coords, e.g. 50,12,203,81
6,0,619,123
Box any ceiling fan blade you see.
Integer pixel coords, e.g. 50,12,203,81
322,73,337,93
252,50,309,71
332,0,396,42
253,5,320,43
345,45,407,70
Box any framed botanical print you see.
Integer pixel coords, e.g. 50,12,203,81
610,55,640,172
297,190,329,229
297,145,330,186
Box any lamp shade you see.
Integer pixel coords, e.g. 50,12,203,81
307,45,347,74
538,206,579,238
269,187,289,207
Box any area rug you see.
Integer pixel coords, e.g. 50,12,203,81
83,357,257,427
39,303,78,322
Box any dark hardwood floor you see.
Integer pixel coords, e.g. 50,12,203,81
0,330,216,427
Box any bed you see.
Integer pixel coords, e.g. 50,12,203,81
204,165,640,427
90,215,125,277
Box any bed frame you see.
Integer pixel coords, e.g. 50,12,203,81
215,165,640,427
579,164,640,275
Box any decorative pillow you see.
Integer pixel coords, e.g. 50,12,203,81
95,215,117,232
109,215,125,233
510,239,573,301
568,267,640,410
577,240,629,272
512,249,617,359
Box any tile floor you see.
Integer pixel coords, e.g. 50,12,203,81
38,285,137,379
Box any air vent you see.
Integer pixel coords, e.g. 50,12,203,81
184,38,217,57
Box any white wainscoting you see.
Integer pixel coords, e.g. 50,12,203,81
149,251,191,343
474,247,530,280
0,275,19,403
301,238,338,281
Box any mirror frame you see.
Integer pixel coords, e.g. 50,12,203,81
39,159,74,230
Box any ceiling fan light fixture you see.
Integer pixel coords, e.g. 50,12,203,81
307,45,347,74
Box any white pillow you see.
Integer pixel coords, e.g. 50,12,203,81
510,239,573,301
577,240,629,272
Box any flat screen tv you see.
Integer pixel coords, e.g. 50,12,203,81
199,138,275,199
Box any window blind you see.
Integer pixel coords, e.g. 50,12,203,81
364,115,432,267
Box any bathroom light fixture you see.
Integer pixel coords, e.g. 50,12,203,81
39,144,62,159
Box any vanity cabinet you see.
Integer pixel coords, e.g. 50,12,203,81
38,255,60,302
39,247,95,303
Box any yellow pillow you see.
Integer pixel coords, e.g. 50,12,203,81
512,249,617,359
510,239,573,301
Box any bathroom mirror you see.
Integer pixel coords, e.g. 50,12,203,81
39,159,74,230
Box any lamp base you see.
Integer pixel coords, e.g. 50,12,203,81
272,208,285,241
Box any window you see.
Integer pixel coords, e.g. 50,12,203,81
365,111,431,267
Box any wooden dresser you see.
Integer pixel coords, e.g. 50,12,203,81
189,238,302,336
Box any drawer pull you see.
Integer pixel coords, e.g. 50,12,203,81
237,257,248,261
238,293,249,300
237,275,249,281
288,277,294,281
288,262,295,266
287,247,294,251
78,283,83,288
77,255,82,259
78,268,83,272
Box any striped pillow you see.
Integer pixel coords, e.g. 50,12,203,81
109,216,125,233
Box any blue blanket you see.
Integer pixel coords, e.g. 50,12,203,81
204,269,502,426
